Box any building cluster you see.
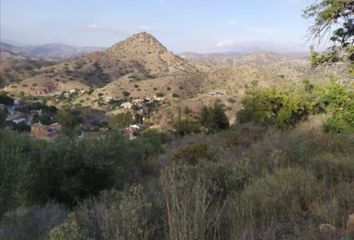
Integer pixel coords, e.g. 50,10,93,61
3,99,33,126
1,94,163,141
117,95,165,110
1,99,62,139
31,123,62,139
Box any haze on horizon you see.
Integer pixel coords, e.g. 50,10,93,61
1,0,318,53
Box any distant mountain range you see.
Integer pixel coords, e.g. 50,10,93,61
1,39,310,64
1,32,197,91
0,42,105,61
180,51,309,68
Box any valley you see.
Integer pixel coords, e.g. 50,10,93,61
2,32,350,129
1,0,354,238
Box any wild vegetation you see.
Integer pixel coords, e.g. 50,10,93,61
1,78,353,239
0,0,353,239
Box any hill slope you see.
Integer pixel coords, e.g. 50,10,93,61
5,32,198,94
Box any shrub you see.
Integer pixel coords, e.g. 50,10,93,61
228,168,323,238
0,130,163,215
122,91,131,97
200,104,229,132
0,92,13,105
156,92,164,97
49,214,84,240
227,98,236,103
174,120,201,137
0,203,68,240
0,110,6,129
202,158,253,194
108,112,133,129
55,108,83,130
173,142,216,165
52,187,160,240
237,87,309,129
316,82,354,133
160,164,223,240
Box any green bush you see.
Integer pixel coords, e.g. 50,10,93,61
173,142,216,165
55,108,83,130
0,110,6,129
315,82,354,133
156,92,164,97
108,111,133,129
174,120,201,137
237,88,309,129
0,92,13,105
49,214,84,240
228,168,323,237
0,130,163,216
51,187,161,240
202,158,252,194
200,104,229,132
0,203,68,240
123,91,131,97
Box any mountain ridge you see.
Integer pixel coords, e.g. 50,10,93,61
0,42,105,61
3,32,198,94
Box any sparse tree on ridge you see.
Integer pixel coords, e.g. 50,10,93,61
304,0,354,75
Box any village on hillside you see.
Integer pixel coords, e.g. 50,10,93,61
0,91,166,140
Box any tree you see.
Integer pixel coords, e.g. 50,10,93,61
200,104,229,132
0,92,13,105
315,81,354,132
304,0,354,75
237,88,309,129
108,112,133,129
0,110,6,129
55,108,82,129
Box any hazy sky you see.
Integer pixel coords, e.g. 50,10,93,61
1,0,316,53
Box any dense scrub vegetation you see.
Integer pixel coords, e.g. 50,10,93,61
238,80,354,133
1,79,353,239
0,130,166,216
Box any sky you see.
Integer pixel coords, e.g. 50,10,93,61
1,0,317,53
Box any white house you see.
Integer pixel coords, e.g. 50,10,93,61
120,102,133,109
6,112,27,124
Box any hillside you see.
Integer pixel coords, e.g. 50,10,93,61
4,32,198,95
0,42,28,60
0,56,53,87
2,33,352,129
182,50,308,67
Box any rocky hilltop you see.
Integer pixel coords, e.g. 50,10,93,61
107,32,196,76
3,32,197,94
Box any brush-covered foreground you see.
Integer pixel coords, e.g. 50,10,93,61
0,80,353,240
